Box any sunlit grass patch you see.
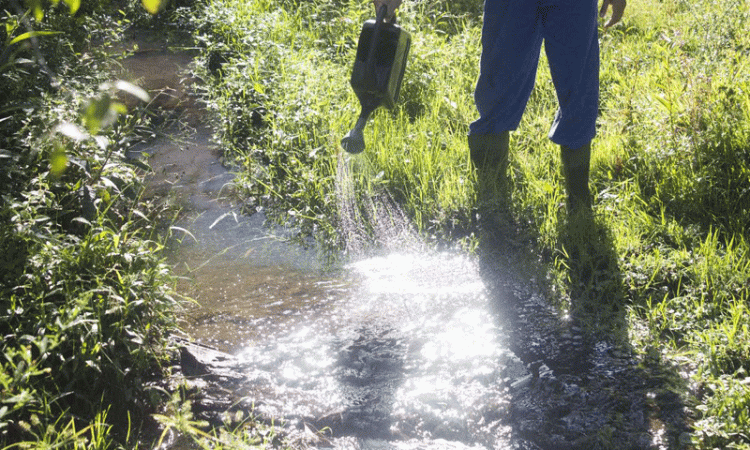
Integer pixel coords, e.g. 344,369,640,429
187,0,750,447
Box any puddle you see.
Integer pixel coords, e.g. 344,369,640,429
123,33,689,450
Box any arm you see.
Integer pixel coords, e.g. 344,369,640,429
600,0,626,28
373,0,402,20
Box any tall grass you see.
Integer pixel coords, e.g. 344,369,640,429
191,0,750,447
191,0,485,247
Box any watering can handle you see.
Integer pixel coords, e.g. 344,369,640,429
364,5,391,84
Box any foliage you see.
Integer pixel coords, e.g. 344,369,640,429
2,0,747,447
0,0,180,448
189,0,750,448
189,0,482,250
152,389,293,450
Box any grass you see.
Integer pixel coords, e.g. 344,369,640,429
0,2,312,449
187,0,750,448
2,0,749,447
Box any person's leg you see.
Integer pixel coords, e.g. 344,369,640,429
468,0,544,175
542,0,599,211
468,132,509,173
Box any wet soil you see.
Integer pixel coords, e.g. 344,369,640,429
122,31,692,450
474,226,692,450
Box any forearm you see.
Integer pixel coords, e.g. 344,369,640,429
599,0,626,27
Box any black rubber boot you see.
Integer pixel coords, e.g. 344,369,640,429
469,132,515,238
468,132,510,198
468,132,509,172
561,143,592,213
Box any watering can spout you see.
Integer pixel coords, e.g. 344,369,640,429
341,5,410,154
341,96,380,154
341,116,368,154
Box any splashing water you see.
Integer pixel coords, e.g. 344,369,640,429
133,40,685,450
222,154,522,448
121,39,522,448
234,250,520,448
335,152,423,257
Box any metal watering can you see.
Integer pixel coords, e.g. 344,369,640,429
341,5,411,154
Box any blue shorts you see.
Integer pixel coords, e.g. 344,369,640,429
469,0,599,149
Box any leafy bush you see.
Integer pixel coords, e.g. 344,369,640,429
0,1,180,447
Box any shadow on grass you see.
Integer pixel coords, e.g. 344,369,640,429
475,205,692,449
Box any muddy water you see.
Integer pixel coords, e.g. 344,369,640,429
124,38,689,450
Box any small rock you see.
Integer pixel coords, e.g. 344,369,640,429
511,375,533,391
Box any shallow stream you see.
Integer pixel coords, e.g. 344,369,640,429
122,34,689,450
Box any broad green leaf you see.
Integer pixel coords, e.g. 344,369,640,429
83,96,125,134
99,176,120,192
84,96,111,134
72,217,92,227
655,94,673,112
63,0,80,14
93,135,109,150
111,101,128,115
55,122,88,141
50,147,68,177
6,19,18,37
8,31,63,46
113,80,150,102
25,0,44,21
169,226,197,242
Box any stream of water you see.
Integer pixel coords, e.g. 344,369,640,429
123,36,689,450
160,144,524,448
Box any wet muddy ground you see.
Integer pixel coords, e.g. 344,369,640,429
122,32,692,450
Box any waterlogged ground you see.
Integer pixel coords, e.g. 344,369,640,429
124,38,690,450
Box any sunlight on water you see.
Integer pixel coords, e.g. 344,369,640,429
166,177,519,448
421,307,497,362
155,143,520,446
349,253,485,296
228,249,517,447
168,144,518,447
128,44,521,448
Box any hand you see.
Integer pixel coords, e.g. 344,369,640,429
600,0,626,28
373,0,402,20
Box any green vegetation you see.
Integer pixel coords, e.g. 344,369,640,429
189,0,750,448
0,0,181,448
2,0,749,447
0,1,299,448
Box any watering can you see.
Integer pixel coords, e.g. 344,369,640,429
341,5,411,154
